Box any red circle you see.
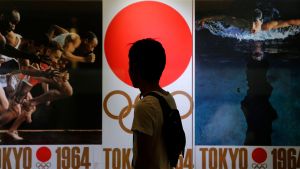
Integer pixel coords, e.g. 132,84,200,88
36,147,52,162
104,1,192,87
252,148,267,164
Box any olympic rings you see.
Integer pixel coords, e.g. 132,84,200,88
36,162,51,169
103,90,132,120
103,90,193,134
252,163,267,169
119,105,133,134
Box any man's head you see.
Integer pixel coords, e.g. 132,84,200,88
251,9,263,34
80,31,98,54
45,40,63,65
64,33,81,53
0,9,20,34
128,38,166,88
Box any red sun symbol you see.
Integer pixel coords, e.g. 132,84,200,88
36,147,52,162
104,1,192,87
252,148,267,164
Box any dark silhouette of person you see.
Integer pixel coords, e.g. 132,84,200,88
241,41,278,145
129,38,178,168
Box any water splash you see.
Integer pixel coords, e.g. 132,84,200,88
198,20,300,41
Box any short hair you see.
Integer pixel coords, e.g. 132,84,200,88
65,33,80,45
81,31,97,41
1,9,20,22
252,8,263,22
129,38,166,82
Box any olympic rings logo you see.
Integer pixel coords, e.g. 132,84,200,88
36,162,51,169
252,163,267,169
103,90,193,134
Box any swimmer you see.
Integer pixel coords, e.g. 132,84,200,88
198,8,300,34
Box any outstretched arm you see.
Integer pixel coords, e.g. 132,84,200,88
0,44,48,64
63,51,95,63
11,66,60,79
262,19,300,31
196,15,227,27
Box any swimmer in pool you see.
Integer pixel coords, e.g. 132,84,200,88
198,9,300,34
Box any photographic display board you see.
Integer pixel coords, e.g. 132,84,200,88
195,0,300,168
0,1,102,168
1,0,300,168
102,0,193,168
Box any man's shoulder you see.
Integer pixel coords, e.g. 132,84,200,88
136,95,160,110
140,92,177,110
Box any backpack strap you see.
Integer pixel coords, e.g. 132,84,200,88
145,91,186,165
144,91,173,119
